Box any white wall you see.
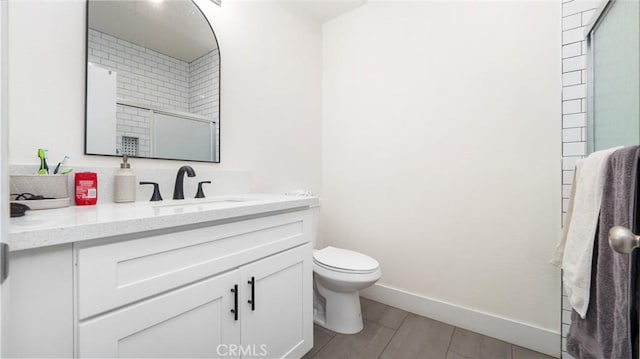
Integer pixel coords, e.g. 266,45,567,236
7,0,321,194
7,0,565,355
205,1,322,193
322,1,561,356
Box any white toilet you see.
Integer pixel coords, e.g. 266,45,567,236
312,246,382,334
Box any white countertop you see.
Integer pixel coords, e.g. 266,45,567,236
9,194,319,251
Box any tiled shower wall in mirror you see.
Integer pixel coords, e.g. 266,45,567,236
87,29,219,157
561,1,599,358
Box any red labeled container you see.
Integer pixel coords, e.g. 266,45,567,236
75,172,98,205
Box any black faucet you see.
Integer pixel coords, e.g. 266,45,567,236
173,165,196,200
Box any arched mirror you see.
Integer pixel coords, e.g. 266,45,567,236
85,0,220,162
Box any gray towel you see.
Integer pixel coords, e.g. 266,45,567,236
567,145,639,359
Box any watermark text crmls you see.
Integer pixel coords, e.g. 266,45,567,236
217,344,268,357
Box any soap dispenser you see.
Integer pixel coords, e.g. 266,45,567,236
114,155,136,203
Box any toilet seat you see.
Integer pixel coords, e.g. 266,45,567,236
313,246,379,274
312,246,382,334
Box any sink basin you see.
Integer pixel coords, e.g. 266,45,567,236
150,198,253,208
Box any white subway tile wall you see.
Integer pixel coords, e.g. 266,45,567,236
88,29,191,111
87,29,219,157
189,50,219,119
561,1,598,358
116,105,150,156
189,50,220,156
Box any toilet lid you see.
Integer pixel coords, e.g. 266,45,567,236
313,246,379,272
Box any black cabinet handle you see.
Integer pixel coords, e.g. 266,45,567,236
247,276,255,311
230,285,238,320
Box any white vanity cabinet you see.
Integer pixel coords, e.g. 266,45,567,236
6,203,316,359
77,243,312,359
76,210,313,358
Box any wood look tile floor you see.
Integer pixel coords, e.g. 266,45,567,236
303,298,555,359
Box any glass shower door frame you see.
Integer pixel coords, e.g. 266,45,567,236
586,0,612,154
586,0,640,153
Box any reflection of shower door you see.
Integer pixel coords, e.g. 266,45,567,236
587,0,640,152
151,111,216,162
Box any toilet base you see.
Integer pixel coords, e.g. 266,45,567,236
313,281,364,334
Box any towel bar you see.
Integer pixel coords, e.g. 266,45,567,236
609,226,640,254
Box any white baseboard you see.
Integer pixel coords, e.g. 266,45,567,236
360,283,561,358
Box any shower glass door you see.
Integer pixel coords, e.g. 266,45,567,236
587,0,640,153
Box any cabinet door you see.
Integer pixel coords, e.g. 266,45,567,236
78,270,241,358
240,243,313,359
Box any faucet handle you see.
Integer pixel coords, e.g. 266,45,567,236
139,181,163,201
195,181,211,199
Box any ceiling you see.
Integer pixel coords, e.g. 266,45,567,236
280,0,366,23
88,0,217,63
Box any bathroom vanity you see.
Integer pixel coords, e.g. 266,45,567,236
6,194,318,358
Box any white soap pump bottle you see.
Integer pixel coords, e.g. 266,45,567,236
114,155,136,203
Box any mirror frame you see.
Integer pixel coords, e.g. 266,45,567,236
83,0,221,163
